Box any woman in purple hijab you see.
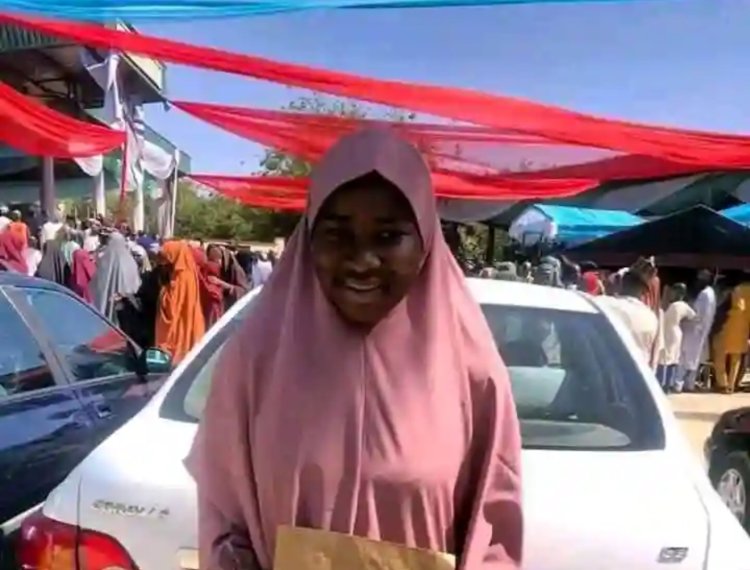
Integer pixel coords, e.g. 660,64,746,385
187,128,523,570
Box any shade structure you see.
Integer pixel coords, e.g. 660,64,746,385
508,204,643,247
0,0,673,21
6,13,750,171
564,205,750,270
0,80,125,158
721,203,750,226
189,172,595,207
175,102,718,185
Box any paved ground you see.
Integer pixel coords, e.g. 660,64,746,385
670,392,750,463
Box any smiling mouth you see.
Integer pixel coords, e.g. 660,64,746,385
343,279,381,293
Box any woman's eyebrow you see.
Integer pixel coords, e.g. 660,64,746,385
318,213,350,222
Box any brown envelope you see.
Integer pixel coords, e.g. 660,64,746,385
274,526,456,570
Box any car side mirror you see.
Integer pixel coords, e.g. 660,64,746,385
137,348,172,376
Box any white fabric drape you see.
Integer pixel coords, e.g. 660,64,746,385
73,154,103,176
81,49,124,215
142,139,176,180
156,149,180,238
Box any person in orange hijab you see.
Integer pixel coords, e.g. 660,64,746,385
155,240,206,364
7,210,29,245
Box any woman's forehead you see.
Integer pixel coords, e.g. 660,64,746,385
317,177,416,222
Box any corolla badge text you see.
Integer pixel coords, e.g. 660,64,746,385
657,547,688,564
92,499,170,519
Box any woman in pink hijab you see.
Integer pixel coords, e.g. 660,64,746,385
188,128,523,570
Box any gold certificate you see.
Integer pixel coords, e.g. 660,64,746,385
274,526,456,570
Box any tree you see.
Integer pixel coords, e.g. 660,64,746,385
173,180,280,242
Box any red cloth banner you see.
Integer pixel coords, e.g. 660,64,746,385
189,172,597,211
5,12,750,169
175,101,715,184
190,175,306,210
0,80,125,157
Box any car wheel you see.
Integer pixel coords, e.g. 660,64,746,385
712,451,750,529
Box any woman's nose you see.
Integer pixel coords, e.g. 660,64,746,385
347,247,381,272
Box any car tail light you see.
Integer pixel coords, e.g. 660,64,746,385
17,512,136,570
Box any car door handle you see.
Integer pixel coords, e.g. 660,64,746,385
92,403,113,419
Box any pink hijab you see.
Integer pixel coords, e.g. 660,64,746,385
188,128,522,570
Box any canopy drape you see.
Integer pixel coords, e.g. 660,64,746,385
190,170,597,209
0,80,125,158
0,0,666,21
175,101,719,183
5,13,750,169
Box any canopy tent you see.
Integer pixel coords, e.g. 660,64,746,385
721,203,750,226
6,13,750,170
0,0,676,21
6,12,750,218
508,204,643,247
564,205,750,270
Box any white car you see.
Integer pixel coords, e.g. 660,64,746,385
16,280,750,570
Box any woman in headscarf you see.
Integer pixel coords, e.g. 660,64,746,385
36,239,70,285
191,246,226,329
89,232,141,322
187,129,523,570
115,253,167,349
533,256,562,287
0,231,28,274
70,249,96,303
59,226,81,268
155,240,205,364
207,244,249,309
24,236,43,277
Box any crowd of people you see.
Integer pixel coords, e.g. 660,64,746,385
475,254,750,395
0,204,275,364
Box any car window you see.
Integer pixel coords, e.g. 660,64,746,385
162,302,663,451
16,288,138,382
0,293,56,398
484,305,662,450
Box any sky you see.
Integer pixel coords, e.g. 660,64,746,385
138,0,750,174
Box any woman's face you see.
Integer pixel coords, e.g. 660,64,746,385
207,245,222,263
311,176,424,327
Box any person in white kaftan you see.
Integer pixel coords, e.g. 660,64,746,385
658,283,696,392
676,270,716,393
600,270,659,368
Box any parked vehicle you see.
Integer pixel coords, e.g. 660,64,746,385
0,272,172,569
17,280,750,570
705,406,750,530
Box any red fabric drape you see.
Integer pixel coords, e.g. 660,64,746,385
190,172,595,209
0,79,125,157
5,12,750,168
175,101,717,183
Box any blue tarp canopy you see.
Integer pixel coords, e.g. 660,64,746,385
721,203,750,225
0,0,666,21
509,204,644,246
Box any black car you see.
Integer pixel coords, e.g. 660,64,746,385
704,406,750,530
0,272,171,568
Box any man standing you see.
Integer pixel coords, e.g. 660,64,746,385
676,270,716,393
601,269,659,368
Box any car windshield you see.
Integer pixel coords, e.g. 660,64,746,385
161,301,663,451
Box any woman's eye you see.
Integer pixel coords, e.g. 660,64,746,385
378,230,405,243
322,227,348,241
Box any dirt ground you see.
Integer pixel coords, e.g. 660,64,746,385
670,392,750,464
